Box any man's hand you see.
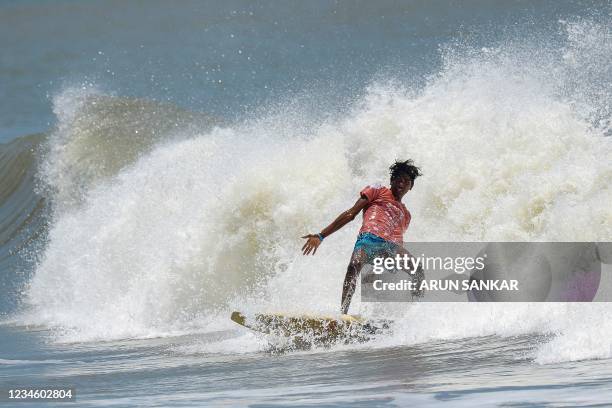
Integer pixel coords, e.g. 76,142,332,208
301,234,322,255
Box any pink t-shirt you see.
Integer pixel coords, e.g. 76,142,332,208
358,184,411,244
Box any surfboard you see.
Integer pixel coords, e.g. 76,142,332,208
231,311,391,347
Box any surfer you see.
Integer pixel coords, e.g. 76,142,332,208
302,159,423,314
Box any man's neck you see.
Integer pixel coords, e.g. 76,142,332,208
391,189,403,202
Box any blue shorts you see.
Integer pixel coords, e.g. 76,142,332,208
353,232,400,262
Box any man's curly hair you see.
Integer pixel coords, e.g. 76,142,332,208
389,159,422,185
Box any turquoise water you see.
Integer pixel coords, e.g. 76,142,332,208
2,1,612,406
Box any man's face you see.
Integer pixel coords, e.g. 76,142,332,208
391,174,413,197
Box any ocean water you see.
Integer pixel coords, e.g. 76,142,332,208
1,1,612,406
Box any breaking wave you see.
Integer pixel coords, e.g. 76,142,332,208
5,19,612,364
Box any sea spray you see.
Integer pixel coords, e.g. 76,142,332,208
21,19,612,365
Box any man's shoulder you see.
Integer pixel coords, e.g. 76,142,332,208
363,182,385,190
361,183,389,199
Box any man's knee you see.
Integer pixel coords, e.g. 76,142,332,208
350,250,367,268
347,259,365,278
344,261,363,287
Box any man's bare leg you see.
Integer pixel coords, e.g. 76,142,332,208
341,249,366,314
394,246,425,298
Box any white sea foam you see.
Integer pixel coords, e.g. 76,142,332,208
22,19,612,363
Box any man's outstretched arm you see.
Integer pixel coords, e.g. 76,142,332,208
301,196,369,255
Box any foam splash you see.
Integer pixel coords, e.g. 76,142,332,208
21,19,612,364
40,87,219,211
